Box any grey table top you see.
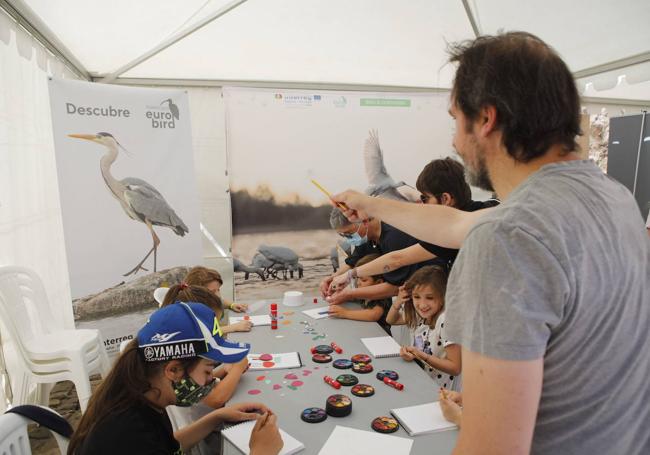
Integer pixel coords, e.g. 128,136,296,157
224,299,457,455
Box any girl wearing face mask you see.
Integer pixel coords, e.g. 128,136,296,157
68,302,282,455
386,266,461,391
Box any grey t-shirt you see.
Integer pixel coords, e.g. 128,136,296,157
446,160,650,454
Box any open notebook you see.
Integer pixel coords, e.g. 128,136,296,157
390,402,458,436
318,425,413,455
247,352,302,370
229,315,272,326
361,336,401,358
222,419,304,455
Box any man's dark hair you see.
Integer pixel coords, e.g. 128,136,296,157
416,157,471,208
448,31,581,162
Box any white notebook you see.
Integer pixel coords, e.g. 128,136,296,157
229,315,272,326
390,402,458,436
247,352,302,370
318,425,413,455
361,336,401,358
302,306,331,320
222,419,304,455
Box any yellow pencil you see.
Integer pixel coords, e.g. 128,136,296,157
310,179,348,210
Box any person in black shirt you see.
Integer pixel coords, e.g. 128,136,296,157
69,302,282,455
325,208,440,305
330,158,499,290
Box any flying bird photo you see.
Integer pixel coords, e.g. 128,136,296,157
68,132,188,276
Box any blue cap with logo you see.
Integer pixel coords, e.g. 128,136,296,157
137,302,250,363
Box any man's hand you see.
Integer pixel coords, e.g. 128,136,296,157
319,275,334,297
400,346,416,362
326,288,352,305
327,304,347,319
249,412,283,455
330,190,371,222
329,272,352,294
439,389,463,427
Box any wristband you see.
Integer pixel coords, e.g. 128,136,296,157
228,302,235,310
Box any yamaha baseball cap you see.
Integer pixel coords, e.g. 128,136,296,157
138,302,250,363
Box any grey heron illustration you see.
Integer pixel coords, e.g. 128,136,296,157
363,129,413,201
233,257,265,281
330,247,339,273
161,99,180,120
257,245,304,280
68,132,188,276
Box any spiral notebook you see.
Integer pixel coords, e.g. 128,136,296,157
222,419,304,455
360,336,401,358
389,402,458,436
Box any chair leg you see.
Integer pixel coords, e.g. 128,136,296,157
73,375,92,413
35,382,54,406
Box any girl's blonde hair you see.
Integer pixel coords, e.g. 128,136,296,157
403,265,448,329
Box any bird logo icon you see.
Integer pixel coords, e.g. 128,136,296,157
160,98,180,120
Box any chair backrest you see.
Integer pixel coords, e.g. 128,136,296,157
0,412,31,455
153,287,169,307
0,267,55,343
0,405,72,455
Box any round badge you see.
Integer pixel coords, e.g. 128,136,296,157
312,353,333,363
300,407,327,423
258,353,273,361
313,344,334,355
351,384,375,397
351,354,372,364
335,374,359,386
352,362,374,374
371,416,400,433
333,359,353,369
376,369,399,381
326,394,352,417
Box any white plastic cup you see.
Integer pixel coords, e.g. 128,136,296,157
282,291,304,307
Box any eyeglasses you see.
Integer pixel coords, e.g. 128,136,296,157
337,222,363,239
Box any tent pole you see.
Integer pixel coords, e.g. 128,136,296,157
98,0,248,83
574,51,650,80
461,0,480,37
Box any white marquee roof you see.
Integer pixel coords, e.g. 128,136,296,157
7,0,650,100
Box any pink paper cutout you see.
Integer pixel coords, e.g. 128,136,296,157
290,380,304,387
273,384,282,390
284,373,298,380
247,389,262,395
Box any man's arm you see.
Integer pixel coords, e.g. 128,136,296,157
327,282,397,304
331,190,492,248
452,348,543,455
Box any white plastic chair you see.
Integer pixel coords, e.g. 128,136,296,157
0,266,110,412
154,287,169,307
0,406,71,454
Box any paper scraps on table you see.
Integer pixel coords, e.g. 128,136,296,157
284,373,298,380
247,389,262,395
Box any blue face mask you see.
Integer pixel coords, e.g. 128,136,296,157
347,224,368,247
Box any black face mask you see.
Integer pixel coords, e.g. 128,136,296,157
172,375,216,407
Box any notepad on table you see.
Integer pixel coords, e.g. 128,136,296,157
302,307,331,320
222,419,304,455
247,352,302,370
318,425,413,455
390,402,458,436
361,336,401,358
229,315,272,326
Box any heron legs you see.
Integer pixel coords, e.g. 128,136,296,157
123,221,160,276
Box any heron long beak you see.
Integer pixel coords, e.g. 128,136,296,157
68,133,97,142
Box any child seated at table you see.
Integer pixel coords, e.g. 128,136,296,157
327,254,392,334
161,283,252,455
386,265,461,390
184,266,252,334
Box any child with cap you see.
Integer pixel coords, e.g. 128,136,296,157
68,302,282,455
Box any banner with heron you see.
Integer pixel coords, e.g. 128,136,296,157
48,78,202,356
224,87,459,302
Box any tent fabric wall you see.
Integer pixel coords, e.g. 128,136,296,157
0,9,77,330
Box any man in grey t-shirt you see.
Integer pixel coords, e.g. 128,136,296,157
332,32,649,454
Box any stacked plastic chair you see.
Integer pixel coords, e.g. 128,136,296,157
0,266,110,412
0,405,72,454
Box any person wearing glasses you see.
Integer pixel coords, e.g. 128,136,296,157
328,158,498,298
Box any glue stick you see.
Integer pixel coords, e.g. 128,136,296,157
270,303,278,330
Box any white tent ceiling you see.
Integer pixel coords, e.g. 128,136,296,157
6,0,650,100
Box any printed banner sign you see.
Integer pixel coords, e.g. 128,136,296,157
48,79,202,356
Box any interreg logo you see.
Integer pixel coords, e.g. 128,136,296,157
333,96,347,108
151,331,181,343
144,98,180,129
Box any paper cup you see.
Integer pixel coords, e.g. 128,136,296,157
283,290,304,307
